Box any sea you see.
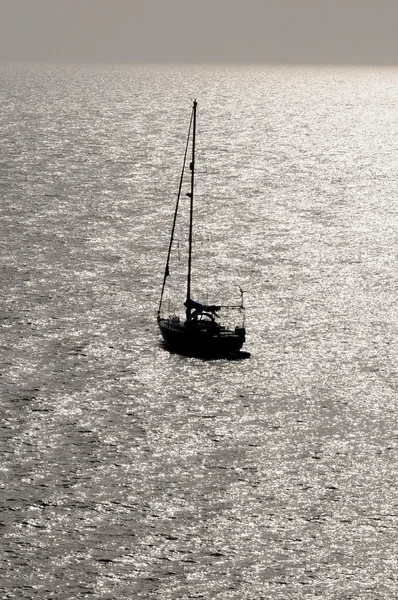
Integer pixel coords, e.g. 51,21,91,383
1,63,398,599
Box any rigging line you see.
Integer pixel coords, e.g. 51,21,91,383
158,106,194,317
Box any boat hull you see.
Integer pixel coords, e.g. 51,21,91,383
158,318,245,358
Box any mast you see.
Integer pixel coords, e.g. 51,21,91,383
186,99,197,320
158,109,193,318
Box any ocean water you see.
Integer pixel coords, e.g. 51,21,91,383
1,63,398,599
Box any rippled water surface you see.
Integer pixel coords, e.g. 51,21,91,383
1,64,398,599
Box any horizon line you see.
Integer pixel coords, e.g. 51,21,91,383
1,60,398,68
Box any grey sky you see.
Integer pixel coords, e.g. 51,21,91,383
0,0,397,64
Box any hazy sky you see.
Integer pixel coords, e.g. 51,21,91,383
0,0,397,64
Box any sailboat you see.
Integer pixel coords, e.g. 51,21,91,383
157,100,248,358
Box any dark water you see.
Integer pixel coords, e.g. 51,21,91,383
1,64,398,599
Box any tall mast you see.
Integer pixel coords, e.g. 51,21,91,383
186,99,197,320
158,109,193,318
